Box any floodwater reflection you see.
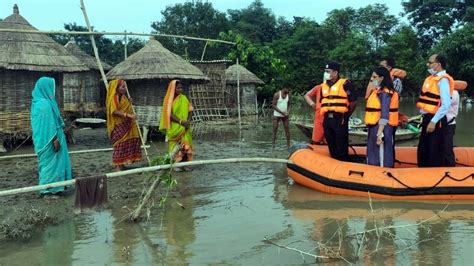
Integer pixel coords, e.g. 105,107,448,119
286,184,474,264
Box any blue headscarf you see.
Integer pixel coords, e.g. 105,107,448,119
30,77,64,154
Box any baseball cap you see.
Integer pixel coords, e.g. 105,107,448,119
325,61,341,72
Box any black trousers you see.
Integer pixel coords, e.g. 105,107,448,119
323,112,350,161
443,124,456,167
417,114,448,167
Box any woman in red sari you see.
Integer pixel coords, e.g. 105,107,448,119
106,79,142,171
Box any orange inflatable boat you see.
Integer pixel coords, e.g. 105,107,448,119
287,145,474,200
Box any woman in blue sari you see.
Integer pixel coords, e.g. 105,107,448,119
30,77,73,196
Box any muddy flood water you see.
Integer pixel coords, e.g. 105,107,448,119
1,99,474,265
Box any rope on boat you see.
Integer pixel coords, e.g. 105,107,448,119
0,157,292,197
385,171,474,191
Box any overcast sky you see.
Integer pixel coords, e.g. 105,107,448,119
1,0,405,34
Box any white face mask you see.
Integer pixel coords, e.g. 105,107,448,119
428,68,437,75
372,80,380,88
323,72,331,81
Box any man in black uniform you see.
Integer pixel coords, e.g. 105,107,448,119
320,62,357,161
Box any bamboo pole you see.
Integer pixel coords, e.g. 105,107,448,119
80,0,108,88
0,28,236,45
124,83,151,165
200,41,208,61
236,59,242,130
0,146,151,161
124,31,128,59
0,157,292,197
80,0,150,165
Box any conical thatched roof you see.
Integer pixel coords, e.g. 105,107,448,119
64,39,112,71
0,5,88,72
106,39,209,81
226,64,264,85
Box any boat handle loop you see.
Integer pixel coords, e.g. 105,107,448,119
348,170,364,177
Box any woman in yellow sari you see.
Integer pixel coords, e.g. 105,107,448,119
159,80,194,171
106,79,142,171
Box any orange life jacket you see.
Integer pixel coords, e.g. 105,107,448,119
320,79,348,114
416,74,454,114
365,88,399,126
390,68,406,79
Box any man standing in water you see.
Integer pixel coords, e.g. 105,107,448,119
272,87,291,148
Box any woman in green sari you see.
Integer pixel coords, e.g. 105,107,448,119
159,80,194,171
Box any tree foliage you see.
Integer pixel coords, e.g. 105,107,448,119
328,32,373,91
272,18,331,92
151,1,229,60
49,1,473,101
219,31,287,100
402,0,473,48
227,0,277,44
51,23,144,66
433,23,474,95
379,25,426,94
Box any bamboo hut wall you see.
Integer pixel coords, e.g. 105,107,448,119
225,83,257,116
242,84,257,114
63,71,103,114
126,79,168,127
0,70,63,135
189,62,228,120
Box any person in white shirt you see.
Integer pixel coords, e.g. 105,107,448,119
443,89,460,166
416,54,453,167
272,88,290,148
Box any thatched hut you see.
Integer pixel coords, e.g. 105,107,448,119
189,60,230,121
106,38,209,129
63,39,112,116
225,64,264,115
0,5,88,145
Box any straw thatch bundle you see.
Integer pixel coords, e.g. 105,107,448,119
0,4,88,139
189,60,230,120
0,5,88,72
225,64,264,115
225,64,264,85
107,39,209,81
63,39,111,114
106,39,209,126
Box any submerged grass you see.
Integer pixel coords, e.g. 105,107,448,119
1,206,58,240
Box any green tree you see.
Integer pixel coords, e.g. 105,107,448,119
378,25,426,95
151,1,230,60
433,23,474,95
219,31,287,100
323,4,398,50
271,18,332,93
51,23,144,66
402,0,473,48
328,32,373,90
228,0,277,44
322,7,357,42
354,4,398,49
